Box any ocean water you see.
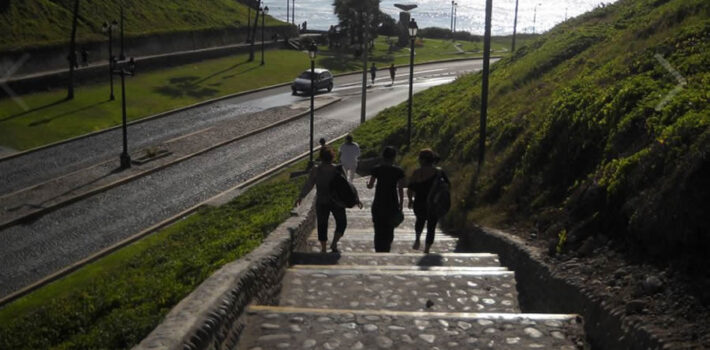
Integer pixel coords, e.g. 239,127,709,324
265,0,618,35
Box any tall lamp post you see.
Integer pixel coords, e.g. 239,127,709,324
407,19,418,149
261,6,269,65
450,1,455,40
249,0,261,61
112,57,136,169
479,0,493,166
119,6,125,60
511,0,519,52
308,43,317,167
103,20,118,100
533,3,542,34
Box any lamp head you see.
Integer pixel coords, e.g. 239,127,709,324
308,42,318,60
264,6,269,14
408,18,418,38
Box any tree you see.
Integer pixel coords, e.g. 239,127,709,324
332,0,381,50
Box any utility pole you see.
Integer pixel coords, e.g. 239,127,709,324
249,0,261,61
119,5,125,60
450,1,455,41
286,0,289,25
292,0,295,24
67,0,79,100
511,0,519,52
479,0,492,166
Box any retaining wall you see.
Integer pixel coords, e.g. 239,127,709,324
458,225,668,350
134,190,315,350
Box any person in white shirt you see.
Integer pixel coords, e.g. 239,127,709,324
339,134,361,182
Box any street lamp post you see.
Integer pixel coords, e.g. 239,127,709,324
407,19,418,149
479,0,493,166
360,12,371,125
249,0,261,61
111,57,136,169
247,2,252,43
308,43,317,167
533,3,542,34
450,1,454,40
102,20,118,100
261,6,269,65
291,0,295,24
511,0,519,52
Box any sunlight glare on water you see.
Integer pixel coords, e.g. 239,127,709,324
266,0,618,35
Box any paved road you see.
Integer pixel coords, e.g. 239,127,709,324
0,59,489,298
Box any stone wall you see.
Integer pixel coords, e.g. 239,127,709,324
458,226,667,350
134,190,315,350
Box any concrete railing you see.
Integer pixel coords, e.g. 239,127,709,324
134,191,315,350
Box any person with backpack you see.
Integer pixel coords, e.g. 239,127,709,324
295,147,362,253
367,146,406,252
407,149,450,254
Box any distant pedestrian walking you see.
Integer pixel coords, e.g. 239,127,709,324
296,147,351,253
339,134,361,183
370,63,377,85
389,64,396,85
407,149,450,254
367,146,406,252
81,48,89,67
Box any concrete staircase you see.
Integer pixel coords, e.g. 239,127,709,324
235,178,585,349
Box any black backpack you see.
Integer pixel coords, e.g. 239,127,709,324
426,169,450,217
330,166,359,208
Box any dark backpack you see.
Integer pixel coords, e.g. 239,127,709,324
427,169,450,217
330,166,359,208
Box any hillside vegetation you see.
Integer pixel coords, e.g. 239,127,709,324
351,0,709,292
0,0,276,52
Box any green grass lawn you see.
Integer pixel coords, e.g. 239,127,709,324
0,36,521,152
0,166,306,349
1,0,280,51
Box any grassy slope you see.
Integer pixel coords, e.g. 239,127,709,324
0,168,305,349
348,0,709,275
0,0,279,51
0,36,525,151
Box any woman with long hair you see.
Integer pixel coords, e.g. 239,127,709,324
407,148,448,253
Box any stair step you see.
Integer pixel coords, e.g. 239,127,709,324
305,238,460,254
328,215,419,229
278,268,519,313
291,252,501,267
237,306,585,350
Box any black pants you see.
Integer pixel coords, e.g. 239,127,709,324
415,213,438,245
316,202,346,242
374,221,395,252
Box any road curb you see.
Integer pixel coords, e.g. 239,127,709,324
0,133,349,307
0,98,342,231
0,57,495,162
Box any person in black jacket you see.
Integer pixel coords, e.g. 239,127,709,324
367,146,406,252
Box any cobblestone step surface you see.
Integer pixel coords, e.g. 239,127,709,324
305,238,461,254
233,176,586,349
278,267,519,313
291,252,501,267
237,306,586,350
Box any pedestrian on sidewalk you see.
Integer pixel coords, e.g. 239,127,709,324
389,64,396,85
367,146,406,252
339,134,361,183
407,149,450,253
81,47,89,67
370,63,377,85
295,147,349,253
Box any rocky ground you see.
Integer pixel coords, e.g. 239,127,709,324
502,225,710,349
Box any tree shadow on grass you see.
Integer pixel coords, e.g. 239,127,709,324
153,76,220,99
28,100,111,127
1,98,67,123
